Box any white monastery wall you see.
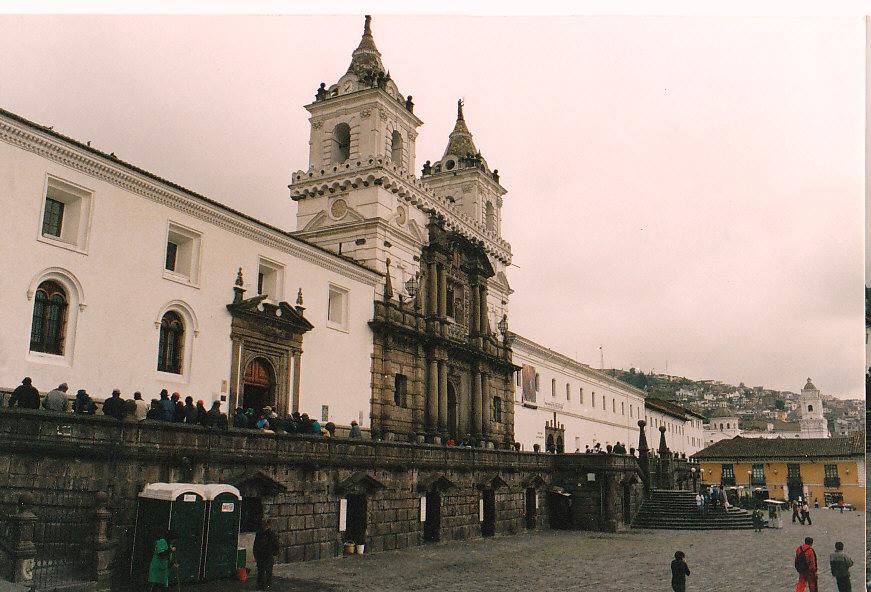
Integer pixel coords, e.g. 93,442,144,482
0,117,378,426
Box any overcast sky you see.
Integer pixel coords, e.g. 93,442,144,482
0,15,864,398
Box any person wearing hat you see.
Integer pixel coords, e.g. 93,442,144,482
349,420,362,439
43,383,70,412
132,392,149,421
73,389,97,415
8,377,40,409
102,389,126,421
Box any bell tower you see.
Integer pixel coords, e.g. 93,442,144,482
799,378,829,438
421,100,512,329
292,15,427,289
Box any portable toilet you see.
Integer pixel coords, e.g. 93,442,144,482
132,483,207,585
201,484,242,581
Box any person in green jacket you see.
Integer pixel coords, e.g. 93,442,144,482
148,531,177,590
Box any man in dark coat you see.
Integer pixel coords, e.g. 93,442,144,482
203,401,227,430
183,396,198,424
233,407,248,429
102,389,126,420
253,518,280,590
171,393,184,422
195,400,207,424
8,377,40,409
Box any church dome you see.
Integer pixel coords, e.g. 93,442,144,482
709,406,736,418
802,378,817,391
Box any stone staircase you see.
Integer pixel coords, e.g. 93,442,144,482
632,490,755,530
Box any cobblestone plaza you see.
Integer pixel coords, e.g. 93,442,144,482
213,509,862,592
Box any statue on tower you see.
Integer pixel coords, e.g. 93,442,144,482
315,82,328,101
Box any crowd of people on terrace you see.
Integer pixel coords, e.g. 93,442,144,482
4,376,363,439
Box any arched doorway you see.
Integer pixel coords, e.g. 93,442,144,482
524,488,537,529
243,358,274,412
447,381,458,440
481,489,496,537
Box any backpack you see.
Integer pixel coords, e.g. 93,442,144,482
795,548,809,573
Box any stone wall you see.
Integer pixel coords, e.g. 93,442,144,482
0,408,651,587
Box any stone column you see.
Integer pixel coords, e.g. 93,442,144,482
427,261,437,316
478,285,488,334
457,376,469,439
437,264,447,319
426,359,438,436
636,420,651,497
472,370,483,440
480,372,490,443
92,491,112,584
10,493,36,586
291,350,302,414
470,283,480,334
438,361,448,437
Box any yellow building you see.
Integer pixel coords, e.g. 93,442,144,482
691,434,865,510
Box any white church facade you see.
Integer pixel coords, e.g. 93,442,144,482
4,16,706,452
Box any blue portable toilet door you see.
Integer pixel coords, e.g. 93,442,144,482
170,491,207,582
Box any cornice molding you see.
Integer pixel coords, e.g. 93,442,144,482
0,116,380,287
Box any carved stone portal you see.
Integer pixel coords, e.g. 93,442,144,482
226,278,314,415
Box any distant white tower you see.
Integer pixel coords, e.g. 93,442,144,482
799,378,829,438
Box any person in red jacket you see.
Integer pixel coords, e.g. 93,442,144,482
795,536,818,592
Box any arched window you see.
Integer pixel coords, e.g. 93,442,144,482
331,123,351,163
726,423,730,429
485,201,496,232
30,280,68,355
157,311,185,374
807,405,813,412
390,130,403,165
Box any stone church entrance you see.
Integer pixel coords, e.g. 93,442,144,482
243,358,274,412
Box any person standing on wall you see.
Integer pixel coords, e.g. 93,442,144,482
253,518,280,590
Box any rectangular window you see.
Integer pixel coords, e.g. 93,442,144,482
592,392,596,407
612,399,616,413
751,463,765,485
602,396,606,411
551,378,556,397
38,176,93,252
579,387,584,404
327,284,349,330
257,257,285,301
164,222,202,284
721,463,735,485
824,464,840,487
787,463,802,483
394,374,408,407
621,402,625,415
41,197,64,237
165,240,178,271
534,374,540,392
630,404,633,418
446,285,455,318
566,383,570,401
492,397,502,423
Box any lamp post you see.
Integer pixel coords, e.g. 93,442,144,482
404,273,419,314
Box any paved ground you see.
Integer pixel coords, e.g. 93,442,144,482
190,509,863,592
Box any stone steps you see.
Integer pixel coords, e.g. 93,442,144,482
632,490,756,530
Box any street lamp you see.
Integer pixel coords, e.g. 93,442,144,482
497,314,508,337
405,273,418,300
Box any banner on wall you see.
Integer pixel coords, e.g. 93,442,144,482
521,364,537,405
